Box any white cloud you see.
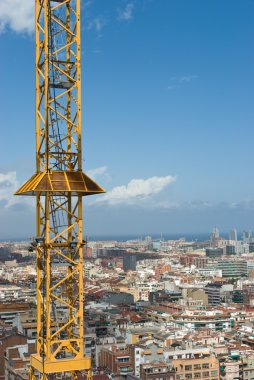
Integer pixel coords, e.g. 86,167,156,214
0,171,33,210
154,200,213,210
168,75,198,90
118,3,134,21
87,166,108,180
228,200,254,210
83,0,94,8
167,85,178,91
0,0,34,34
87,17,106,34
152,199,254,211
0,172,19,208
178,75,198,83
94,175,176,205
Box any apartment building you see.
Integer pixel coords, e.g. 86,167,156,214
99,346,133,377
171,356,219,380
140,362,174,380
217,260,248,278
173,312,233,331
220,353,254,380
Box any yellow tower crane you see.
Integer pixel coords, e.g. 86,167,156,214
15,0,105,379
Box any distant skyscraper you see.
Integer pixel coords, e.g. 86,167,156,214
212,227,220,239
145,235,153,250
210,227,220,246
214,227,219,238
229,229,237,241
123,254,137,272
243,231,252,243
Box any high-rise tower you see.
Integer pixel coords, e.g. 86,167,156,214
229,229,237,241
15,0,105,379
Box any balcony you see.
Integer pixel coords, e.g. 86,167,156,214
119,366,134,376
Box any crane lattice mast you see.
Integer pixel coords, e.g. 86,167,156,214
15,0,105,379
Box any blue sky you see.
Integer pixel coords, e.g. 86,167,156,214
0,0,253,238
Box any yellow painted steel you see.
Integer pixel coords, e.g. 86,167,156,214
15,0,104,379
15,171,105,196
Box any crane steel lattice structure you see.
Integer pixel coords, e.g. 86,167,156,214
15,0,105,379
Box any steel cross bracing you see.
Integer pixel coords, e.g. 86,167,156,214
15,0,104,379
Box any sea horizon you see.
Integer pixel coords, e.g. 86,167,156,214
0,231,237,243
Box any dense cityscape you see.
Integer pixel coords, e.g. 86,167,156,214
0,0,252,378
2,228,254,379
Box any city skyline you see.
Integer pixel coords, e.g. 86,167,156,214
2,230,254,379
0,0,254,237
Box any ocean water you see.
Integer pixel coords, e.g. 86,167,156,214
0,232,233,243
86,232,228,242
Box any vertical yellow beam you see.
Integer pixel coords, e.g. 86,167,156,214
78,194,84,356
45,192,51,359
67,194,73,341
35,0,42,362
44,0,49,171
76,0,82,171
36,196,41,356
35,0,40,173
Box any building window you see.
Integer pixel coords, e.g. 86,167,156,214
202,364,210,369
194,373,201,379
118,357,129,363
202,371,210,378
185,366,193,371
186,374,192,379
194,365,201,370
211,370,218,376
120,366,129,373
